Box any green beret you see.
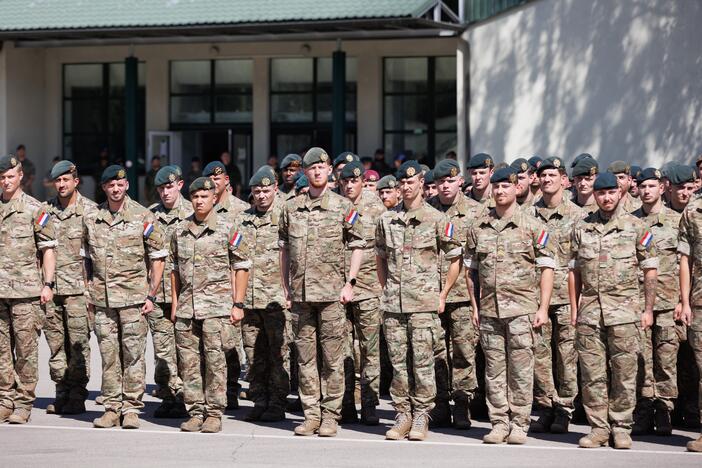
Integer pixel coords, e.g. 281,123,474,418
537,156,565,174
396,160,423,180
668,164,696,186
607,160,630,175
339,161,365,180
154,165,181,186
572,158,599,177
303,147,331,168
510,158,530,174
528,156,543,170
280,154,302,170
467,153,494,169
571,153,594,168
377,175,397,190
295,175,309,190
249,166,276,187
0,154,21,173
433,159,461,179
101,165,127,184
189,176,215,194
637,167,662,184
203,161,227,177
490,167,518,184
593,172,618,190
630,165,642,180
333,151,359,167
424,170,435,185
51,160,77,180
420,164,431,175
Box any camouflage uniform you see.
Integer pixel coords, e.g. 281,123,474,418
83,196,167,414
171,211,251,419
375,201,462,415
575,198,599,215
149,195,192,400
238,199,290,413
620,192,642,213
0,192,57,412
570,205,658,434
465,207,557,431
44,192,97,405
279,189,365,421
529,196,585,418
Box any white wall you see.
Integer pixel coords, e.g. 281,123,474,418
465,0,702,167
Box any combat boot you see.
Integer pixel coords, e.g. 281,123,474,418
385,413,412,440
94,395,105,405
0,405,13,423
61,399,86,415
244,406,267,422
483,424,509,444
93,410,120,428
201,416,222,433
507,425,528,445
687,435,702,452
180,416,204,432
632,400,654,435
318,418,338,437
429,401,451,428
8,408,31,424
294,418,320,436
654,403,673,436
578,428,610,448
121,412,140,429
529,408,554,433
452,400,472,430
408,412,430,441
46,395,68,415
550,408,570,434
260,406,285,422
360,405,379,426
613,432,632,450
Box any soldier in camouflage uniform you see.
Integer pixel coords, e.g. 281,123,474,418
528,157,585,434
572,156,599,215
237,167,290,423
280,154,302,198
377,175,401,210
607,161,642,213
465,167,556,445
569,172,658,449
665,165,696,213
429,159,485,429
44,160,96,416
511,159,537,208
338,161,386,425
528,156,543,200
171,177,251,434
204,160,250,409
86,165,167,430
630,168,683,436
279,147,366,438
0,154,57,424
147,165,191,417
376,160,463,442
466,153,495,206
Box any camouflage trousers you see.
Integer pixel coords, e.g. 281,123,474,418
433,303,478,405
480,314,535,430
0,298,42,411
242,306,290,411
636,309,682,410
175,316,228,418
689,307,702,425
222,319,243,403
94,306,148,414
291,301,346,421
343,297,381,408
44,294,91,402
576,321,640,434
148,303,182,400
384,312,437,414
533,304,578,414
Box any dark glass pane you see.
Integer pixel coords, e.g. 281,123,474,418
215,59,253,94
215,95,253,123
276,133,313,157
171,60,211,94
317,93,357,123
64,100,104,133
435,132,457,158
271,58,313,92
384,58,428,93
108,99,124,134
271,94,313,122
384,95,429,131
170,96,211,124
109,63,146,97
63,134,105,171
317,57,357,94
435,93,457,131
435,56,457,93
64,64,103,98
384,132,428,162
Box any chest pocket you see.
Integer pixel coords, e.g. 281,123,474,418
116,222,144,249
65,225,83,257
578,232,599,261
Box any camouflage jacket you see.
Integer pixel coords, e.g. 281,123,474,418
237,199,286,310
465,207,557,319
469,189,495,208
376,201,462,313
530,195,586,306
0,192,57,299
430,192,485,304
46,192,98,296
345,190,386,302
621,192,642,213
574,197,599,215
678,198,702,306
149,195,193,304
279,189,366,303
215,191,250,222
83,196,167,308
633,205,681,311
172,211,251,320
570,205,658,326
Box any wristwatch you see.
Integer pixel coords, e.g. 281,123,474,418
146,295,157,303
44,281,55,288
233,302,245,309
347,278,357,287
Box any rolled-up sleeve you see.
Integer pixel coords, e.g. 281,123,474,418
463,227,478,270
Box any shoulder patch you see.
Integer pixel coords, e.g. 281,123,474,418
143,222,155,239
345,209,359,225
639,230,653,248
536,229,550,248
444,222,455,238
230,231,243,247
36,211,50,228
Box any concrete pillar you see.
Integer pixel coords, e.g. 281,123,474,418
332,49,346,156
356,54,382,157
456,34,470,173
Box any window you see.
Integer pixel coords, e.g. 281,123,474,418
270,57,357,157
383,57,456,166
62,62,145,173
169,59,253,125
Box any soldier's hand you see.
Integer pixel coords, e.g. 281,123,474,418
438,293,447,315
40,285,54,305
678,303,693,326
230,306,244,324
141,299,154,315
339,283,354,305
641,310,654,330
471,310,480,327
570,308,577,327
533,307,548,328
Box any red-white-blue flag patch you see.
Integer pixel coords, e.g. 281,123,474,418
639,231,653,248
143,222,154,239
444,222,454,238
536,229,549,248
230,231,243,247
345,209,359,225
35,211,50,228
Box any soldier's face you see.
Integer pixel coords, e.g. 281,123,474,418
515,171,530,197
209,174,229,196
379,188,399,208
190,189,216,217
0,166,22,196
575,174,596,196
594,188,621,212
638,179,663,204
283,165,300,185
157,180,183,207
251,185,277,211
334,164,345,181
102,179,128,203
629,180,639,197
492,181,517,206
304,162,331,189
363,180,377,193
470,168,492,190
539,169,563,195
399,175,423,201
436,175,462,202
54,174,79,199
340,176,363,201
529,170,540,188
671,182,695,208
615,173,631,195
423,182,437,199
